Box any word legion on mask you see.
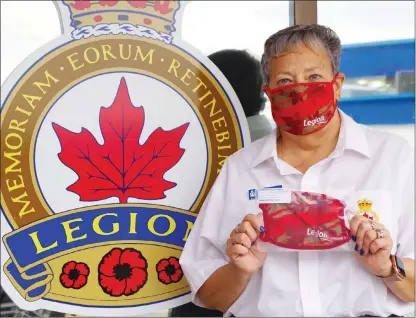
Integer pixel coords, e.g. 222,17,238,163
306,227,329,239
304,116,327,127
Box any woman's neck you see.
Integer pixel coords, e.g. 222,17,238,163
277,112,342,173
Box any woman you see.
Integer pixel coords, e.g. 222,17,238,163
179,24,415,317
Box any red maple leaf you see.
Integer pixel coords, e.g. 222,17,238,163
52,77,189,203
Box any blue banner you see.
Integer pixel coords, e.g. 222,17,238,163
3,204,195,301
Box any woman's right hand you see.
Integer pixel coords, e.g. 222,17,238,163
226,214,267,275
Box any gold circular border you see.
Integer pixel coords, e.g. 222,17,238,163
1,35,244,230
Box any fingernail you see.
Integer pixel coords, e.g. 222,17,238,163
352,236,356,242
354,244,359,251
360,249,364,256
260,226,265,232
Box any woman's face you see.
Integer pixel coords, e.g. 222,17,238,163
268,43,344,100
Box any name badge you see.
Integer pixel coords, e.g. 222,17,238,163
248,185,283,200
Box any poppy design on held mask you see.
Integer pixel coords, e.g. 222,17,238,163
263,75,339,136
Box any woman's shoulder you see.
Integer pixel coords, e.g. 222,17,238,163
361,124,413,164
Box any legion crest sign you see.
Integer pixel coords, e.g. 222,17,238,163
0,1,249,316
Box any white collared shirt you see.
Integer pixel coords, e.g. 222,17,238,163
180,111,415,317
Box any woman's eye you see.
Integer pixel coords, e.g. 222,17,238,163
277,78,291,85
309,74,322,81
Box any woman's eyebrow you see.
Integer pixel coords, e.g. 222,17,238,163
304,66,323,72
274,71,293,77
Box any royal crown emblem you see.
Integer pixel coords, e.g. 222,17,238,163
63,0,180,42
0,0,250,316
355,199,379,222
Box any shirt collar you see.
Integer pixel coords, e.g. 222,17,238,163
250,129,279,168
250,110,371,169
337,110,371,158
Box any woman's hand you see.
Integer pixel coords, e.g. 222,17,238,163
350,215,393,277
226,214,266,275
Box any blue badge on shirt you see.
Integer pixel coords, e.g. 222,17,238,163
248,185,283,200
248,189,257,200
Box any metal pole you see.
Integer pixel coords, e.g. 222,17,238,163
291,0,318,25
289,0,295,26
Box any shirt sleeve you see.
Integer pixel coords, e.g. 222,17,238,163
396,144,414,259
179,157,241,307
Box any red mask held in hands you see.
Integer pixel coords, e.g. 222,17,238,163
262,75,339,136
259,190,351,250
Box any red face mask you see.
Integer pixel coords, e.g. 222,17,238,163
263,75,339,135
259,191,351,250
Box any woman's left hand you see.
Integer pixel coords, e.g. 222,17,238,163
349,215,393,277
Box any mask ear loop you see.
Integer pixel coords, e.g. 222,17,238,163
331,72,340,84
262,84,272,98
330,72,340,105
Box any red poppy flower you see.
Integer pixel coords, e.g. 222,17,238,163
60,261,89,289
156,257,183,285
98,248,148,297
